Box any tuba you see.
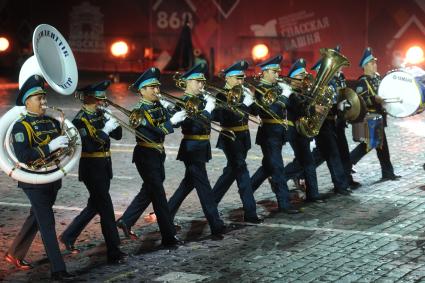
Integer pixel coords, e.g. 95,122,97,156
0,24,81,184
295,48,350,138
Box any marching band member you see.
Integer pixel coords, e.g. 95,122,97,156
350,48,401,181
59,80,127,264
283,59,323,202
167,63,227,238
212,60,263,223
332,46,361,189
116,68,185,246
5,75,74,280
250,55,300,214
308,56,351,195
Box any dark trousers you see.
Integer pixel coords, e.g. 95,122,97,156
251,141,291,209
120,150,176,241
212,146,257,219
335,118,354,182
8,186,66,273
315,120,349,190
168,161,225,234
286,127,320,199
350,128,394,178
61,172,121,258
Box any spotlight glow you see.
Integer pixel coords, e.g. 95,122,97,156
111,41,129,57
0,37,10,52
405,46,424,64
252,44,269,60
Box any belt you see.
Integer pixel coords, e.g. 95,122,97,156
81,151,111,158
261,118,294,126
223,125,249,132
183,134,210,140
137,141,164,150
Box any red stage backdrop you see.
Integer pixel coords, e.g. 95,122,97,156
1,0,425,79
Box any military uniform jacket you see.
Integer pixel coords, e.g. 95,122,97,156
253,81,289,145
355,74,387,126
11,113,62,189
212,86,251,152
176,93,212,163
73,107,122,181
132,99,174,161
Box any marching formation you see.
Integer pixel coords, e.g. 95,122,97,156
4,25,417,280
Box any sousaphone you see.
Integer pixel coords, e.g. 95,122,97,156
0,24,81,184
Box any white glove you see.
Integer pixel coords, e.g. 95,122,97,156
204,95,216,113
160,99,173,109
337,99,351,111
48,135,69,152
278,82,292,98
170,110,187,125
102,118,119,134
242,86,254,106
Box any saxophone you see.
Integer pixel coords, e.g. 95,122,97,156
295,48,350,138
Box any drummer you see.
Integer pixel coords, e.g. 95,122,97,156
349,47,400,182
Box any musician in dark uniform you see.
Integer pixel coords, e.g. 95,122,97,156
283,59,323,202
308,56,351,195
167,63,227,237
116,68,185,246
332,46,361,189
250,55,300,214
59,80,126,264
5,75,74,280
212,60,262,223
350,47,401,181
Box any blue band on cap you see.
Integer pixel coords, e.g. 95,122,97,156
261,64,281,71
225,70,245,77
312,64,321,71
22,86,45,104
361,54,374,67
138,78,160,89
289,68,306,78
186,73,206,80
92,90,106,98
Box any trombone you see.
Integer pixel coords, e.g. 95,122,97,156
159,91,236,141
173,72,261,125
243,81,288,124
102,99,164,153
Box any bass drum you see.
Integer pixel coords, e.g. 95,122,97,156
378,66,425,118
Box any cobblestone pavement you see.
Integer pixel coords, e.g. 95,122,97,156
1,84,425,282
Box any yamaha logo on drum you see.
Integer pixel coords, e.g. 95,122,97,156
35,29,70,58
392,74,412,83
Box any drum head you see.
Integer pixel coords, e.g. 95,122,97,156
378,70,421,117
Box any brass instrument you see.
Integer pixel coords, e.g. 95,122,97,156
296,48,350,138
103,99,164,153
29,106,80,170
243,82,287,124
159,91,236,141
173,72,261,125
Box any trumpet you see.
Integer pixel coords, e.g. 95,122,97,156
159,91,236,141
173,72,261,125
103,99,164,153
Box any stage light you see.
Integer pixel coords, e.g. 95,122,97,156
405,45,424,64
0,37,10,52
252,44,269,60
111,41,129,57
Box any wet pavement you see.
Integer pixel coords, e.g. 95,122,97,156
1,81,425,282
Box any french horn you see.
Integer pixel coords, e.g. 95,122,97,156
0,24,81,184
